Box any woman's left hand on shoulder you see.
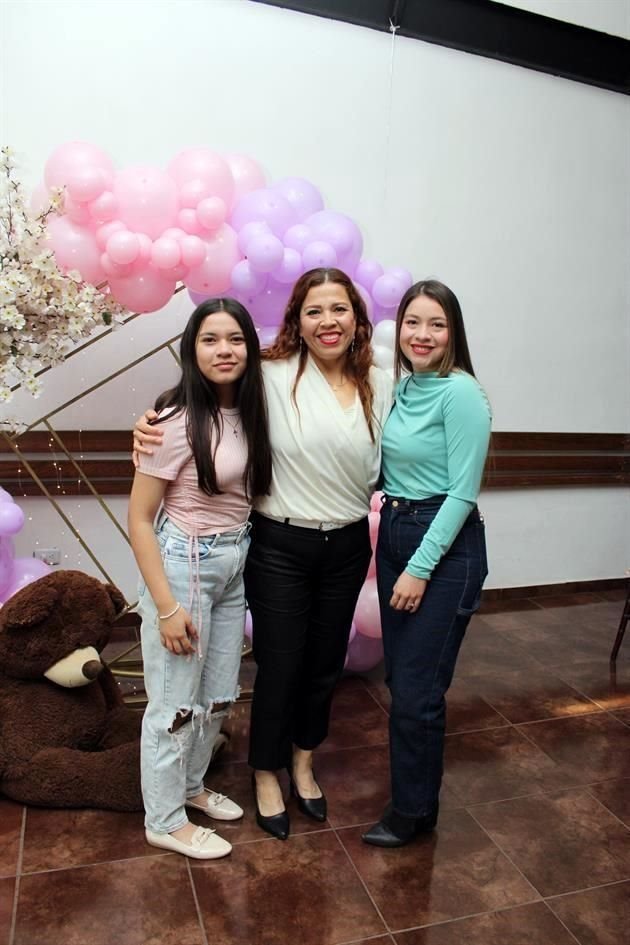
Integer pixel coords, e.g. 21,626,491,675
390,573,427,613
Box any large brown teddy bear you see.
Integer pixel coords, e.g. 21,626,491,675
0,570,143,811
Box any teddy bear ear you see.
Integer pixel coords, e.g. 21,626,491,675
1,583,60,631
105,583,127,615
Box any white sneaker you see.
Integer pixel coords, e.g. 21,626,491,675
187,789,244,821
145,826,232,859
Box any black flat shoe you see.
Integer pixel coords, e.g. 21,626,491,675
362,808,437,847
251,773,290,840
361,820,410,847
287,768,327,822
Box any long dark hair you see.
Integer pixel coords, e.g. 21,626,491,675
154,298,272,499
394,280,476,381
264,267,377,441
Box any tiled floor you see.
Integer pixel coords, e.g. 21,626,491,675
2,590,629,945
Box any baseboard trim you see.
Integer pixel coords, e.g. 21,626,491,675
481,576,627,605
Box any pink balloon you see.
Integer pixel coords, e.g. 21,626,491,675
231,188,297,239
353,578,381,639
196,196,227,231
44,141,114,192
272,247,303,284
231,259,268,296
368,511,380,549
272,177,324,222
113,165,179,239
180,235,206,268
225,154,266,206
96,220,126,251
247,233,284,273
370,491,384,513
100,253,133,279
168,149,234,208
355,259,384,293
88,190,117,224
302,240,337,270
108,267,176,313
151,237,181,270
183,224,240,295
136,233,153,264
63,196,91,226
47,216,105,284
66,166,108,203
244,609,253,642
1,557,51,604
345,633,384,673
284,224,314,253
106,230,140,265
178,208,202,235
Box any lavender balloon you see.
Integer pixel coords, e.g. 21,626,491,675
272,177,324,222
231,188,297,239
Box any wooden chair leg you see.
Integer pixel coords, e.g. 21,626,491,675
610,582,630,662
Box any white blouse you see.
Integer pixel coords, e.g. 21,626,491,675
255,355,393,524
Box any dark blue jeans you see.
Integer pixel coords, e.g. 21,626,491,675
245,512,372,770
377,496,488,819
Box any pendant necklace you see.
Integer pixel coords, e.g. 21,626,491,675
222,412,241,437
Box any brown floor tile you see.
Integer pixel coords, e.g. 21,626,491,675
455,625,546,679
613,707,630,726
547,880,630,945
554,658,630,710
324,680,389,752
536,592,607,609
588,778,630,827
498,621,617,667
365,675,391,712
517,713,630,783
192,830,385,945
193,761,327,841
0,876,15,945
471,789,630,897
478,599,544,615
443,726,577,805
446,678,509,733
21,808,149,874
0,799,22,879
14,855,203,945
215,699,252,765
465,667,598,724
393,901,577,944
338,810,537,929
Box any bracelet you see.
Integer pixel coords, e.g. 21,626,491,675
158,602,181,620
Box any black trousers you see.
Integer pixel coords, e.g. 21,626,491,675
245,512,372,771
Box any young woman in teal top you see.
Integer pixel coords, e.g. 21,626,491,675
362,279,491,848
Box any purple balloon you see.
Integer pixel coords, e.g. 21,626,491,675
372,302,398,325
306,210,363,273
237,221,271,256
230,188,297,239
188,288,210,307
284,224,313,253
248,278,292,328
354,283,374,321
231,260,268,296
372,273,405,309
302,241,337,270
258,324,280,347
355,259,384,293
0,503,25,536
0,538,14,594
272,177,324,222
386,267,413,292
246,233,284,273
272,247,303,285
0,556,51,604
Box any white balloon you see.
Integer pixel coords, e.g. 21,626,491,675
372,319,397,350
372,343,395,371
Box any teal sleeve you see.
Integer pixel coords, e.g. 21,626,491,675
406,379,491,579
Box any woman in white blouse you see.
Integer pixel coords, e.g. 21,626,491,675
134,267,392,840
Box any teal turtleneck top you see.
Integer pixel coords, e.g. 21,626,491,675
381,370,491,579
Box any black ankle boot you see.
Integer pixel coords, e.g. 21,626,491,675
252,773,290,840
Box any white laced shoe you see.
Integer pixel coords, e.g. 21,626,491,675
187,789,244,821
145,825,232,859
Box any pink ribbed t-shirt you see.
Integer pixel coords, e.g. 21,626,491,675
137,408,250,536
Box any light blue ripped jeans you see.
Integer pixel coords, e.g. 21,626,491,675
139,515,250,835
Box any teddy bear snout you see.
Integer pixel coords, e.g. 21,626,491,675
82,659,103,680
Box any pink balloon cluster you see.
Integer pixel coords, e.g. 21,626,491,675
0,488,51,605
39,142,413,321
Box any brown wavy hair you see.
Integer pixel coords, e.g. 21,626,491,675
263,268,377,441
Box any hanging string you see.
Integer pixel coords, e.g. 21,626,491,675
381,17,400,226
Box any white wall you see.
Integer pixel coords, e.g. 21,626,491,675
1,0,629,593
495,0,630,37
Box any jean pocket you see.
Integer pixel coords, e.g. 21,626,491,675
161,534,215,561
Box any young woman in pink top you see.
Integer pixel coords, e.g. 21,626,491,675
128,298,272,860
